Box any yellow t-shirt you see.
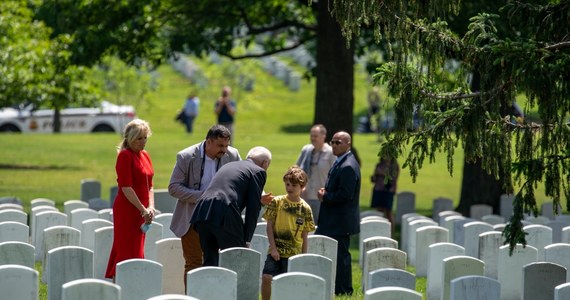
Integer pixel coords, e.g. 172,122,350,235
262,195,316,258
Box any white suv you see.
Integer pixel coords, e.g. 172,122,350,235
0,101,136,133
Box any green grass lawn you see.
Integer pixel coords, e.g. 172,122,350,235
0,55,557,299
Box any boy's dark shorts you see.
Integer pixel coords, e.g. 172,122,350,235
262,254,289,276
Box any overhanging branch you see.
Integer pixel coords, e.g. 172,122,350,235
221,35,316,59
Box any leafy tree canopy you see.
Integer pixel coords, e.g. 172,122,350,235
330,0,570,251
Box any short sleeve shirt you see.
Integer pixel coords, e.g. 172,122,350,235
262,195,316,258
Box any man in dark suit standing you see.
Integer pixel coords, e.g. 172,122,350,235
190,146,273,266
316,131,360,296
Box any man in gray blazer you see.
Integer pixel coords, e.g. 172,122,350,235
190,146,272,266
168,125,240,288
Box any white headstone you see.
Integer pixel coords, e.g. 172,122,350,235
0,264,38,299
523,224,552,259
426,243,465,300
359,220,392,266
33,210,67,261
250,234,269,275
441,256,484,300
497,244,537,300
401,214,430,253
440,215,466,243
541,201,561,220
271,272,325,300
415,226,449,277
144,222,163,261
289,254,333,300
452,218,476,246
470,204,493,220
522,262,566,300
438,211,461,226
481,214,505,226
88,198,111,211
0,209,27,225
363,248,407,291
116,258,163,300
80,178,101,202
408,219,437,265
432,198,454,222
98,208,113,222
219,247,261,300
254,222,267,237
156,238,184,294
31,198,55,208
154,189,176,214
360,210,386,220
30,205,59,243
562,226,570,244
154,213,176,239
365,286,422,300
499,194,514,218
93,226,114,279
81,219,113,250
64,200,89,218
544,243,570,281
69,208,99,230
147,295,199,300
186,266,236,300
395,191,416,225
546,221,566,243
61,278,121,300
525,215,550,225
307,235,338,289
0,241,35,268
555,282,570,300
42,226,81,282
368,268,415,291
0,221,29,243
449,275,500,300
47,246,94,300
478,231,503,279
463,222,493,257
362,236,398,271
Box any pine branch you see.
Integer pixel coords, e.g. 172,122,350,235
544,40,570,51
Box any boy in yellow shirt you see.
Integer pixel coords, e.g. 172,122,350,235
261,165,316,300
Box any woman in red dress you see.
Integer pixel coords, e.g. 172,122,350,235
105,119,155,279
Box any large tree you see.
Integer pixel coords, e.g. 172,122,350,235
35,0,357,137
331,0,569,249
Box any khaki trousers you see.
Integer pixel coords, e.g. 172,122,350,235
181,225,203,291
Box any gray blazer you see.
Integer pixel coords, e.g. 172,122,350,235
168,142,241,237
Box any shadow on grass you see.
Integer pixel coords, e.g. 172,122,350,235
281,123,313,133
0,164,82,171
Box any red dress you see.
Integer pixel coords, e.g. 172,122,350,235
105,148,154,278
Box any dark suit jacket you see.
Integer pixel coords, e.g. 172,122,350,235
316,152,361,236
190,159,266,243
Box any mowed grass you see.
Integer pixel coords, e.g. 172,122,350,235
0,56,557,299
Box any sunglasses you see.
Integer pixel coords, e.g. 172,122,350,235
330,140,343,145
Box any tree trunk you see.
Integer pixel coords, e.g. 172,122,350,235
53,108,62,133
456,70,505,216
457,159,504,216
314,0,354,141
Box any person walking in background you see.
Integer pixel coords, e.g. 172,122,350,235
261,165,316,300
295,124,336,223
183,92,200,133
190,146,273,266
316,131,360,296
214,86,236,144
370,157,399,226
168,125,240,290
106,119,155,280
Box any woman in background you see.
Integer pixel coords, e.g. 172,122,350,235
105,119,155,280
370,157,399,227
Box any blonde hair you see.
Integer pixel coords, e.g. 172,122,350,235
118,119,152,151
283,165,308,188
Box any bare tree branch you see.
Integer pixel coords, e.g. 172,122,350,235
219,35,316,59
237,7,316,34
